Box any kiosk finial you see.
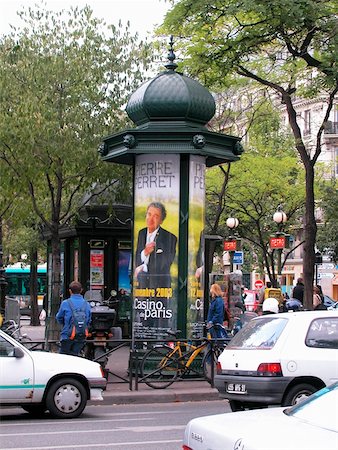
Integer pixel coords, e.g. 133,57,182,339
164,35,178,71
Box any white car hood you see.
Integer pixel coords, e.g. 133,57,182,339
30,351,102,378
184,407,338,450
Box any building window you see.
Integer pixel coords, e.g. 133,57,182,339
304,109,311,136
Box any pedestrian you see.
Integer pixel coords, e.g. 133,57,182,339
313,286,326,310
207,283,227,338
56,281,91,356
292,278,304,303
316,284,324,302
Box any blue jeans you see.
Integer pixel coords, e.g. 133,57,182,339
209,324,227,339
59,339,84,356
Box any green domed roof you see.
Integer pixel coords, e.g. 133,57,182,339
126,51,216,126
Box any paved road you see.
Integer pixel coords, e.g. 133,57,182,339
0,400,229,449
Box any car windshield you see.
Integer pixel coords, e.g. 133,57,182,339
227,317,288,349
284,382,338,432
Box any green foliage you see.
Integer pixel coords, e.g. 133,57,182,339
206,152,305,277
161,0,337,92
0,4,151,233
161,0,337,303
316,179,338,263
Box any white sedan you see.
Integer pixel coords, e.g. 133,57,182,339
183,382,338,450
0,329,106,418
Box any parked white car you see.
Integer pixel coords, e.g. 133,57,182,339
215,310,338,411
183,381,338,450
0,329,106,418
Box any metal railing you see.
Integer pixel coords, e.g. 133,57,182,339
17,335,231,391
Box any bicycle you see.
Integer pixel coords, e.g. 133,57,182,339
140,325,228,389
1,319,32,345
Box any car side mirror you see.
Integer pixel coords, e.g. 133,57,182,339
14,347,25,358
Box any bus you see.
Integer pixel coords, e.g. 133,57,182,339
5,263,47,315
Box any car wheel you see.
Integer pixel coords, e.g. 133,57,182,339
21,404,47,416
46,378,87,419
282,383,318,406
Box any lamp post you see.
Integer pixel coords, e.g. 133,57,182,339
225,217,239,272
272,207,287,278
315,251,322,285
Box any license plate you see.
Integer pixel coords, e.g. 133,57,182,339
226,383,247,394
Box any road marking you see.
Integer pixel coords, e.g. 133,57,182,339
0,424,185,437
0,438,182,449
0,417,152,429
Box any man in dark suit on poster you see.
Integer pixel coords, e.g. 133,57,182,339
134,202,177,289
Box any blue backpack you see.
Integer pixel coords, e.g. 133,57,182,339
67,299,88,340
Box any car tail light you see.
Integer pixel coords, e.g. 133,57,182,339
257,362,282,376
182,446,193,450
216,361,222,374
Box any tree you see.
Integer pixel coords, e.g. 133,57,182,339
206,153,305,286
0,4,151,340
316,179,338,263
160,0,338,308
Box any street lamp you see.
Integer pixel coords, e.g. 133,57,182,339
225,217,239,272
315,251,323,285
272,206,287,277
226,217,239,230
273,209,287,227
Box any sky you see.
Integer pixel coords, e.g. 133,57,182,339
0,0,171,38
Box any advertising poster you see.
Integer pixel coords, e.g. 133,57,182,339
90,249,104,289
133,154,180,339
187,155,206,339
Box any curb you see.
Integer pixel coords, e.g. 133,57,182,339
93,386,221,405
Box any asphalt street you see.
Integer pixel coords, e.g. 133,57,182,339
0,400,229,450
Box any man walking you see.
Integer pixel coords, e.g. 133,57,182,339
292,278,304,304
56,281,91,356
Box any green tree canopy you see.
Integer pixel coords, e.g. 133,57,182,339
0,4,152,337
316,179,338,263
206,152,305,284
160,0,338,308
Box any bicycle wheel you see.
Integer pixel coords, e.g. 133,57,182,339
140,346,180,389
202,346,222,383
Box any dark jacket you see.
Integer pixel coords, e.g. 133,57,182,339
56,294,91,341
292,282,304,303
135,226,177,289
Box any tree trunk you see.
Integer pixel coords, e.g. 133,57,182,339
29,249,40,326
0,220,7,315
302,162,316,310
46,230,62,345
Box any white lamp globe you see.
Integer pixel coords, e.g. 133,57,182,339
226,217,239,229
273,211,287,224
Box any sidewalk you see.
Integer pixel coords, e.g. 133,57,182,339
20,320,221,405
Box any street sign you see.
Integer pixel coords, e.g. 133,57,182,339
233,251,244,265
270,236,286,249
224,240,237,251
254,279,264,289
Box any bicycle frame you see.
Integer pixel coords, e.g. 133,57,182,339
161,339,207,372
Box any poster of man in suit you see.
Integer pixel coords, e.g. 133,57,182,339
134,202,177,289
133,154,179,339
